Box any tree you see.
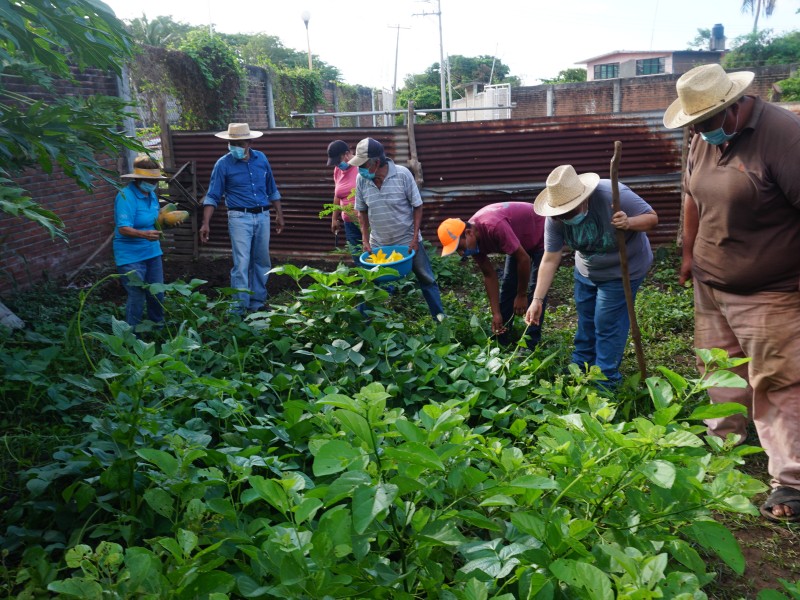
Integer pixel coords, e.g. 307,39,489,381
396,55,519,121
686,28,713,50
125,14,196,47
722,29,800,67
741,0,778,33
224,32,341,83
0,0,144,240
540,68,587,84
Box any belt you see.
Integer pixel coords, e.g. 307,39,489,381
228,205,268,213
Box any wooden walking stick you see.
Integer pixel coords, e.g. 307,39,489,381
610,140,647,381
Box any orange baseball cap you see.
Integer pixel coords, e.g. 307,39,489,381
438,218,466,256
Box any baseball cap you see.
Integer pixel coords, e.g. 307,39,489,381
326,140,349,166
348,137,385,167
438,218,466,256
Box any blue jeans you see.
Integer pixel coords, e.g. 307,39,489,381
118,256,164,328
498,248,546,349
343,221,362,265
411,244,445,318
228,210,271,312
572,273,644,385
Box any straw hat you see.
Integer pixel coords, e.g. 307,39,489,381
120,167,168,180
663,64,754,129
214,123,263,140
534,165,600,217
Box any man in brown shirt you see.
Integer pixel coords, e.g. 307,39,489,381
664,64,800,522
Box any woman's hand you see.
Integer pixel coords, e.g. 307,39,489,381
611,211,629,230
525,299,543,326
142,230,161,242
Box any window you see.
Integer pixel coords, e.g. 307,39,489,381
593,63,619,80
636,58,665,76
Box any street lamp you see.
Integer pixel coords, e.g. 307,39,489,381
301,10,312,70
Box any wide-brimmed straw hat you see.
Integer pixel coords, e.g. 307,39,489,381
214,122,263,140
534,165,600,217
120,167,168,180
663,64,754,129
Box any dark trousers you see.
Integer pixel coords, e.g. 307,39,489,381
498,248,546,349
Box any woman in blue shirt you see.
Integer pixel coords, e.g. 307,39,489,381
113,155,168,329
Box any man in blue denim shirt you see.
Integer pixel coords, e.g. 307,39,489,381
200,123,284,313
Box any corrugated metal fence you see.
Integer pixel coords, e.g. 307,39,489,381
171,111,683,261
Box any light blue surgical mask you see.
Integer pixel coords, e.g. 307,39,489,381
699,109,738,146
700,126,737,145
359,167,376,180
562,211,588,226
138,181,157,193
228,144,246,160
338,161,350,170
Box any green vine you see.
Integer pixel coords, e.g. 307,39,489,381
176,31,245,129
272,67,325,127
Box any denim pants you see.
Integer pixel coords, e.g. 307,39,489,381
411,244,445,318
498,248,546,349
572,273,644,385
118,256,164,328
343,220,362,265
228,210,271,312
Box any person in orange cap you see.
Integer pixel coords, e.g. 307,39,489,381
438,202,546,349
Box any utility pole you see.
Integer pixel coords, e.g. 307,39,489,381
413,0,448,123
388,24,411,110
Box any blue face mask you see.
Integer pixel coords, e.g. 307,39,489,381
461,244,481,261
229,144,246,160
338,161,350,170
699,109,738,146
463,245,480,257
700,126,737,146
359,167,376,180
562,211,588,226
138,181,157,193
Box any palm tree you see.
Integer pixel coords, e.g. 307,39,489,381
741,0,778,33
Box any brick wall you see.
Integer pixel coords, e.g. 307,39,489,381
234,66,270,129
0,68,122,294
511,64,796,117
554,79,615,115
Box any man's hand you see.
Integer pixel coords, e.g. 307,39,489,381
199,223,210,244
679,257,693,286
491,313,507,336
275,213,285,234
409,238,419,252
513,293,528,316
362,240,372,254
525,299,543,326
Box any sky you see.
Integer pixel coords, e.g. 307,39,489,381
104,0,800,91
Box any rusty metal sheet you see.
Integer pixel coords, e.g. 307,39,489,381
171,112,683,262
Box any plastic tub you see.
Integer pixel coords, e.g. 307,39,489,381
358,245,416,282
